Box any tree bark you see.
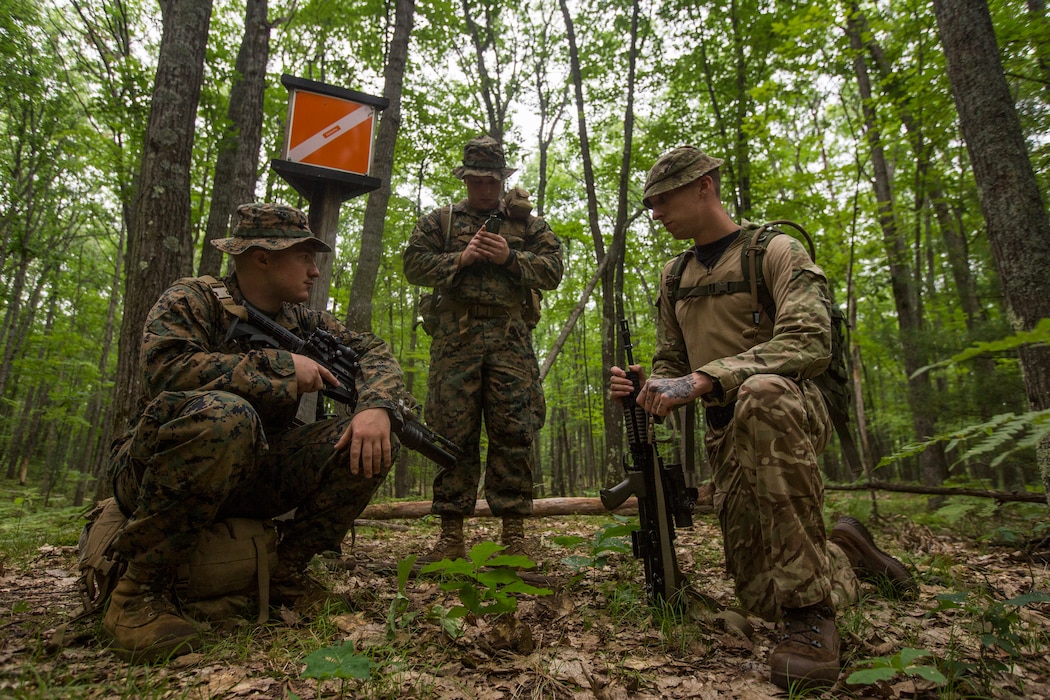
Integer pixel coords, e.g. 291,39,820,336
932,0,1050,506
109,0,213,447
197,0,270,278
346,0,414,331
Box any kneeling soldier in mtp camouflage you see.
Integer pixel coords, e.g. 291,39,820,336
104,203,408,662
610,147,917,690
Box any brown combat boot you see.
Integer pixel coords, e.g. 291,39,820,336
103,562,200,662
500,516,531,558
829,516,917,598
768,598,841,690
420,515,466,563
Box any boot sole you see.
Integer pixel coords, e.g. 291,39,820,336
108,634,199,663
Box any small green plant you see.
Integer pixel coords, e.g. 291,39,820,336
847,647,947,687
300,639,374,697
552,516,635,573
386,554,418,637
420,541,552,638
935,590,1050,666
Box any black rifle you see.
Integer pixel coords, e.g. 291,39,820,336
225,301,460,469
600,319,697,608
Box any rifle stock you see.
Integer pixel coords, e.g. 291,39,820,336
601,319,697,608
226,302,460,469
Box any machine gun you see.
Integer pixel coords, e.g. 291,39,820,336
600,319,698,608
225,301,460,470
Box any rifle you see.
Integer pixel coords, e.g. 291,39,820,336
225,301,460,470
600,319,697,608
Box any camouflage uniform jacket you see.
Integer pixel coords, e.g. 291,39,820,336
402,200,563,310
123,274,405,441
652,229,832,406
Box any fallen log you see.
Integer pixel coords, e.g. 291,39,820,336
359,496,638,520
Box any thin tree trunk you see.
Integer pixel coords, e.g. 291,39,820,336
847,6,950,488
197,0,270,278
346,0,414,331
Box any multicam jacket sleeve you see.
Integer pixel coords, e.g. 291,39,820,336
652,233,832,406
139,275,405,430
402,200,563,308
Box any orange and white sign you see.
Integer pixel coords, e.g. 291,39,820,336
283,88,376,176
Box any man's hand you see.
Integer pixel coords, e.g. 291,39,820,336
292,354,339,394
636,371,712,417
335,408,393,479
460,224,512,267
609,364,645,400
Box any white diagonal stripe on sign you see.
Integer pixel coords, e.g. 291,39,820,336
288,105,372,162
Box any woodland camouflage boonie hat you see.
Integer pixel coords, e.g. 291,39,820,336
642,146,725,209
211,203,332,254
452,135,517,180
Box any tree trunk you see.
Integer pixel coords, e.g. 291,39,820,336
346,0,414,331
932,0,1050,505
197,0,270,278
109,0,214,447
846,6,950,488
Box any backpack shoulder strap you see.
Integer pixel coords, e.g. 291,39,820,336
199,275,247,321
664,250,696,304
740,219,817,326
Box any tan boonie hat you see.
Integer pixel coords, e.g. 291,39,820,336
642,146,724,209
452,135,517,181
211,203,332,254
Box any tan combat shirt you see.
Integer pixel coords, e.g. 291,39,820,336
652,229,832,406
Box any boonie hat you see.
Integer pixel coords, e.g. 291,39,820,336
453,135,517,181
211,203,332,254
642,146,724,209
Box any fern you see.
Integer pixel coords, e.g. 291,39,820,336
877,408,1050,471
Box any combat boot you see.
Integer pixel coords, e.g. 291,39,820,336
420,515,466,563
768,598,841,690
829,516,917,598
500,516,531,558
103,562,200,663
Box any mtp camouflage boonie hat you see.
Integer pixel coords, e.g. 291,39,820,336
642,146,724,209
211,203,332,254
453,135,517,181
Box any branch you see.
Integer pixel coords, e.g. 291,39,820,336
827,480,1046,504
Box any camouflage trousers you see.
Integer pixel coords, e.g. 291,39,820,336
110,390,391,574
708,374,860,622
425,315,544,518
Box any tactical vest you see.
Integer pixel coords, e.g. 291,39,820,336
665,220,862,475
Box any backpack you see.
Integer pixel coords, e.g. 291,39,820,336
417,187,542,334
665,219,862,476
77,497,278,624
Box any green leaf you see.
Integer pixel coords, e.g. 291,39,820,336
846,667,898,684
1006,591,1050,607
906,666,947,683
301,640,373,680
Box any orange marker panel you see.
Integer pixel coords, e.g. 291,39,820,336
286,90,374,175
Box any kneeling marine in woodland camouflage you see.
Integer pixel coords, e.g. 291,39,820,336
102,203,408,662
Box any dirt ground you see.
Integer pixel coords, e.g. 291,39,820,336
1,506,1049,699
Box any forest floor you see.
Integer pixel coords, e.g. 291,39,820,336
1,491,1049,699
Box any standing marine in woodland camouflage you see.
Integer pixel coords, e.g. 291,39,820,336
403,135,563,560
104,203,408,662
610,147,916,690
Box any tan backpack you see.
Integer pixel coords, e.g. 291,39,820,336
77,497,277,623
